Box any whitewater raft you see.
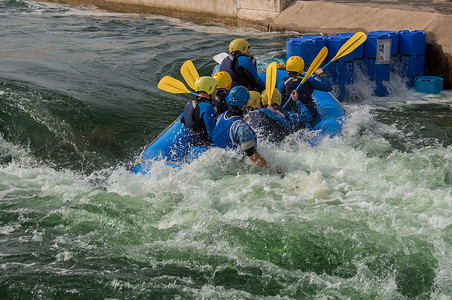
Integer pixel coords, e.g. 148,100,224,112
133,69,346,175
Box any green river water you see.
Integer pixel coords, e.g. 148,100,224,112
1,0,452,298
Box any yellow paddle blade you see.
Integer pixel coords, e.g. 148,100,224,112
180,60,199,90
301,46,328,84
331,31,367,62
266,62,277,103
157,76,191,94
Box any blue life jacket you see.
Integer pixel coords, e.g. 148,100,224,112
244,109,291,144
213,112,242,150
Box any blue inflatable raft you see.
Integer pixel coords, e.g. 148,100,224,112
133,69,347,175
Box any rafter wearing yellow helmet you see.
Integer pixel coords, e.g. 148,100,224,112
212,71,233,115
229,39,250,55
277,55,332,122
219,38,265,93
286,56,305,73
261,89,282,107
246,91,262,111
213,72,232,91
182,76,218,148
244,88,292,144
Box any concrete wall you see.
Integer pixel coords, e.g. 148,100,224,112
240,0,292,12
237,0,293,23
55,0,293,29
136,0,238,17
70,0,293,18
53,0,294,31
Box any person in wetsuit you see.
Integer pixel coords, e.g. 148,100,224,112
219,39,265,92
245,89,312,144
213,86,281,172
181,76,218,147
245,91,262,112
212,71,232,116
277,55,332,124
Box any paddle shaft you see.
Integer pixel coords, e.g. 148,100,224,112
311,56,338,78
322,60,333,70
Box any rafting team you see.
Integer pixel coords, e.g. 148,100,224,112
180,39,332,173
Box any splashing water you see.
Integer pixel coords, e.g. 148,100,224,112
1,1,452,298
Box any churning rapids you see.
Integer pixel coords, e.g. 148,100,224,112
1,0,452,298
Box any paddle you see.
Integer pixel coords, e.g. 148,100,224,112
158,76,198,96
265,62,277,104
281,32,367,109
213,52,228,64
282,46,328,109
180,60,199,90
322,31,367,70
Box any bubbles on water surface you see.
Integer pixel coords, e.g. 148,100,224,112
1,1,452,296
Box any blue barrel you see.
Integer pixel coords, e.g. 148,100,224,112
365,58,390,81
398,30,426,81
368,31,399,55
327,35,354,62
398,30,426,55
335,32,365,59
326,35,355,85
414,76,443,94
335,84,350,102
365,31,397,58
375,81,389,97
326,61,354,85
286,38,316,67
364,31,392,96
401,55,425,78
299,35,327,54
368,31,399,73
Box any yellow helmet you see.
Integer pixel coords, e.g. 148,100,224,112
261,89,282,107
247,91,261,110
213,71,232,91
229,39,250,55
194,76,218,94
286,56,304,73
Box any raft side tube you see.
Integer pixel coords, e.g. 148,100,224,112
133,115,189,174
312,90,346,137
